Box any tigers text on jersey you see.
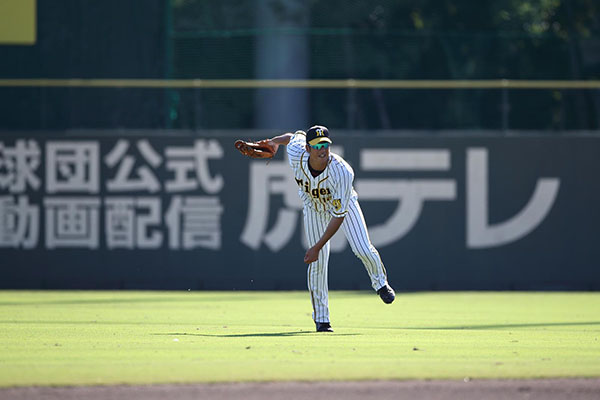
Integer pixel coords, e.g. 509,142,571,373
287,132,357,216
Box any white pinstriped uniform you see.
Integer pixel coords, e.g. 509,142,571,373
287,131,389,323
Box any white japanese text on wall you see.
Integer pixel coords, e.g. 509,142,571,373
0,139,224,250
241,147,560,251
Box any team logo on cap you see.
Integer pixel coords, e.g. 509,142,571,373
316,128,325,137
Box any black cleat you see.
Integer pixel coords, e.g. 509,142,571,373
377,284,395,304
316,322,334,332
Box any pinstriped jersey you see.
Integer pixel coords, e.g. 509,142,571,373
287,131,357,217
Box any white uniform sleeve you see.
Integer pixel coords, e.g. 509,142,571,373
329,160,354,218
287,131,306,169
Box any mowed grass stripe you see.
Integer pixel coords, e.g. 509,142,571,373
0,291,599,387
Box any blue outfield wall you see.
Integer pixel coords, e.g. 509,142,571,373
0,131,598,290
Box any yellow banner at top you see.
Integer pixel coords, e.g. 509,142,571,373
0,0,36,45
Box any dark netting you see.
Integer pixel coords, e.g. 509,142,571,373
0,0,599,130
164,1,600,130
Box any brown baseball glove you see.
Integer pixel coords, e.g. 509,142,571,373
234,139,277,159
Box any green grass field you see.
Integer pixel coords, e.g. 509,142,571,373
0,291,599,387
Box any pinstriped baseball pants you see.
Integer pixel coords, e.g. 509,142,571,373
304,195,389,323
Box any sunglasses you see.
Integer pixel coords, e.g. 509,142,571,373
309,142,330,150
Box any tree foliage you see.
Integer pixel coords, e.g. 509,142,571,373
170,0,600,129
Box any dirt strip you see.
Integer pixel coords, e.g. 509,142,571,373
1,379,599,400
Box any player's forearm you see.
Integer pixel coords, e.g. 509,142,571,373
314,216,345,250
270,133,293,146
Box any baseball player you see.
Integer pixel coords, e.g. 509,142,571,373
236,125,395,332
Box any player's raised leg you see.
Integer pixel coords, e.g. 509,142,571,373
342,196,395,304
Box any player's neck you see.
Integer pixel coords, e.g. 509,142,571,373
308,155,327,176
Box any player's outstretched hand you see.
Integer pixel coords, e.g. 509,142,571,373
234,139,278,159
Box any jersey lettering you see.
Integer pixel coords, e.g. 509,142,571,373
295,177,333,203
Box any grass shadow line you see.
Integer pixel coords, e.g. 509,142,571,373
394,321,600,330
152,331,360,337
0,296,257,307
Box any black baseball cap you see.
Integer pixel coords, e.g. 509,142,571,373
306,125,332,146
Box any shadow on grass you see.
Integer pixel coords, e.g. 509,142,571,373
152,331,360,337
394,321,600,330
2,319,598,331
0,296,258,306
